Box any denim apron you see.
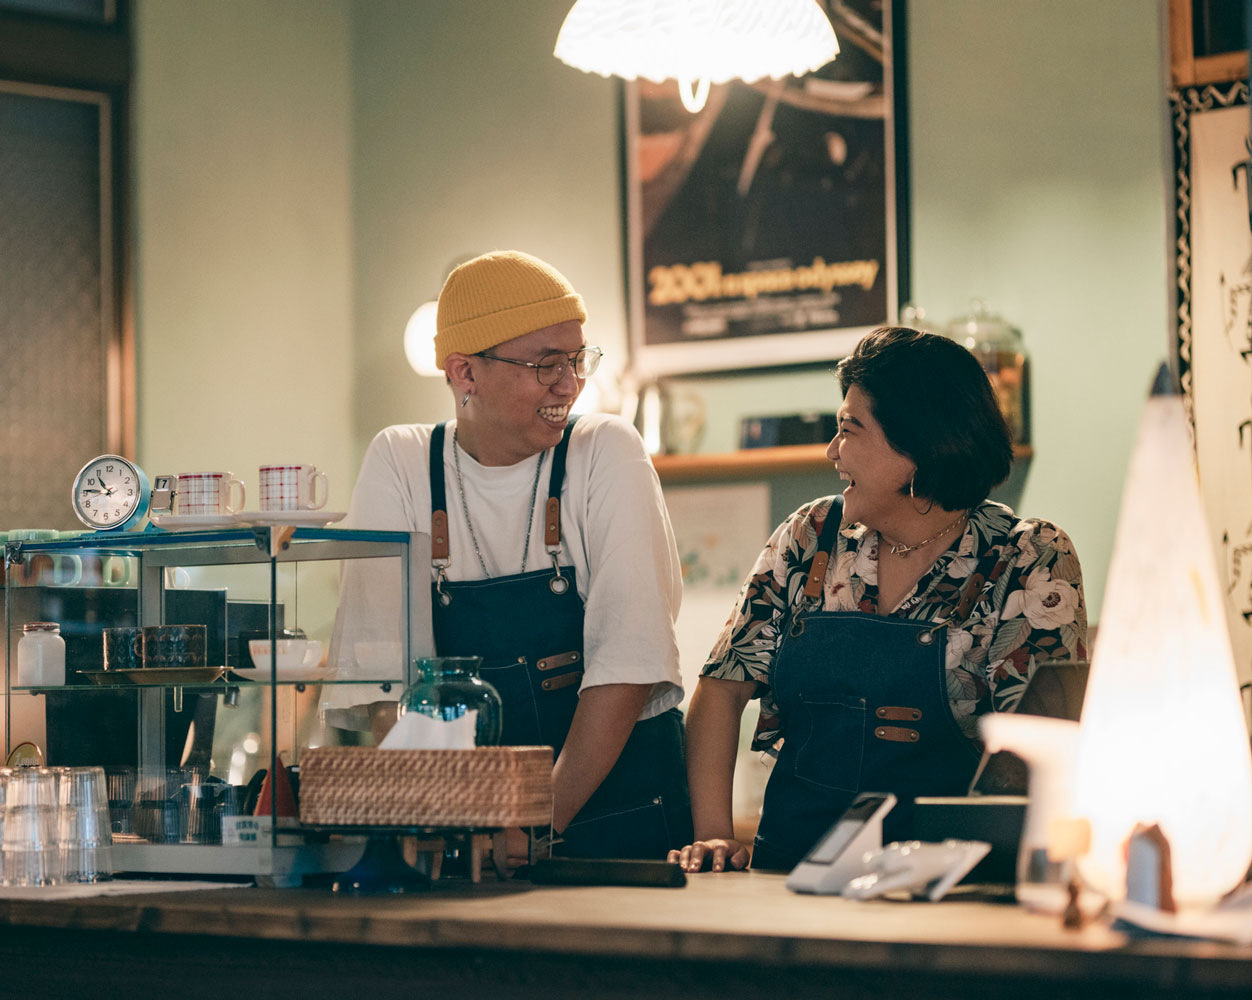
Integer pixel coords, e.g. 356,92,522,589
751,495,982,871
428,421,691,859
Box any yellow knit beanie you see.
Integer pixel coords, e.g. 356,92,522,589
434,250,587,370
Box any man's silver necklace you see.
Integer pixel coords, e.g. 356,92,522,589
452,424,543,576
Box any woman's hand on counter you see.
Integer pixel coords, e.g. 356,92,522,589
668,837,750,873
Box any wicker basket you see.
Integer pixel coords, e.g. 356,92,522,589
298,746,553,829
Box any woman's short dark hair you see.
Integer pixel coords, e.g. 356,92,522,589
835,326,1012,511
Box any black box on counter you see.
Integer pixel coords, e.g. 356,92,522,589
913,795,1026,886
740,413,839,449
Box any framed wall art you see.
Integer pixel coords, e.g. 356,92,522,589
1171,78,1251,686
622,0,908,378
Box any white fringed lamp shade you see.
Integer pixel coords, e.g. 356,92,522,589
1073,379,1252,908
554,0,839,89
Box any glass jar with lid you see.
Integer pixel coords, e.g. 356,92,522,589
17,622,66,687
944,301,1030,445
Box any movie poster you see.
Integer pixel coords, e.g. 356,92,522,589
624,0,901,376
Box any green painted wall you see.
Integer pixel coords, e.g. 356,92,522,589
133,0,355,636
349,0,629,445
133,0,1175,624
905,0,1172,626
134,0,355,512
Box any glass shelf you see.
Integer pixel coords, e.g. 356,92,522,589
4,525,408,559
16,675,403,693
651,443,1034,483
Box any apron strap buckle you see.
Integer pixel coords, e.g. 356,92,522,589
434,562,452,606
548,551,570,595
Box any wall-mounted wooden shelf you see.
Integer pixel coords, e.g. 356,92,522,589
652,443,1034,484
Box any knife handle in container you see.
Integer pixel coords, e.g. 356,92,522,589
528,858,687,888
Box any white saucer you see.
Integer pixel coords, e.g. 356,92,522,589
233,510,347,527
150,513,239,530
150,511,346,531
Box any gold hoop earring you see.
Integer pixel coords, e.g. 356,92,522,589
909,472,933,515
460,392,470,408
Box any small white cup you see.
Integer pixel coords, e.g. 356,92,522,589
177,472,245,516
249,638,325,671
258,464,328,512
97,555,132,587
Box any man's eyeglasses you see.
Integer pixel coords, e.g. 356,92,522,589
475,346,603,386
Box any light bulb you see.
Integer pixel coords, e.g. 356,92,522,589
403,301,441,377
678,77,711,113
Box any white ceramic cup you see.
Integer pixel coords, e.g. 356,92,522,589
79,554,132,588
176,472,246,516
249,638,325,671
102,555,132,586
7,531,81,586
258,464,328,512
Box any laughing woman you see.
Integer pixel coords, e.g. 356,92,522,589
670,327,1087,873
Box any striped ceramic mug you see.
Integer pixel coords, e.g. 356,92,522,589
258,464,327,512
176,472,245,516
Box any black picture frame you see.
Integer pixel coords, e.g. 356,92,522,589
622,0,909,378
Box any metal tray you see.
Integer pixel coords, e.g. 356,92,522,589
77,666,233,685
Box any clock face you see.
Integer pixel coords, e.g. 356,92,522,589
72,454,151,530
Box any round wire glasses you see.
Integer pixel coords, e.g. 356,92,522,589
475,346,603,385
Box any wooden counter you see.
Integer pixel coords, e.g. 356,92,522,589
0,872,1249,999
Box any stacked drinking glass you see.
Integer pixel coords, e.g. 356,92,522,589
0,766,113,886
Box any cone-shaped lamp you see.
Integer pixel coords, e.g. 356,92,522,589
1073,366,1252,908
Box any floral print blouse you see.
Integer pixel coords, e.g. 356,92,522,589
702,497,1088,750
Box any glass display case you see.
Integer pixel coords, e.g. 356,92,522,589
2,526,411,885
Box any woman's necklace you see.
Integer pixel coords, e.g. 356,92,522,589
452,425,544,576
881,511,969,557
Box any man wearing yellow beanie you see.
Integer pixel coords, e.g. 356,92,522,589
335,250,691,864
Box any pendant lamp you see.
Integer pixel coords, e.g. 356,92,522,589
554,0,840,112
1072,366,1252,909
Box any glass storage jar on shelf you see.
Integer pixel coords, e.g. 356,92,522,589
944,301,1031,446
17,623,65,687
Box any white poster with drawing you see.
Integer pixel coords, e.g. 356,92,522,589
665,481,771,696
664,480,774,830
1180,83,1252,691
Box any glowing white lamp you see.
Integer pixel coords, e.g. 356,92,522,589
570,375,603,415
403,300,442,378
554,0,839,112
1073,368,1252,909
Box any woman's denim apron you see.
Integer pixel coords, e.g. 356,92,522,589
751,496,981,871
428,421,691,858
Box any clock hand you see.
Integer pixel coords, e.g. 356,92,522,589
80,488,104,495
